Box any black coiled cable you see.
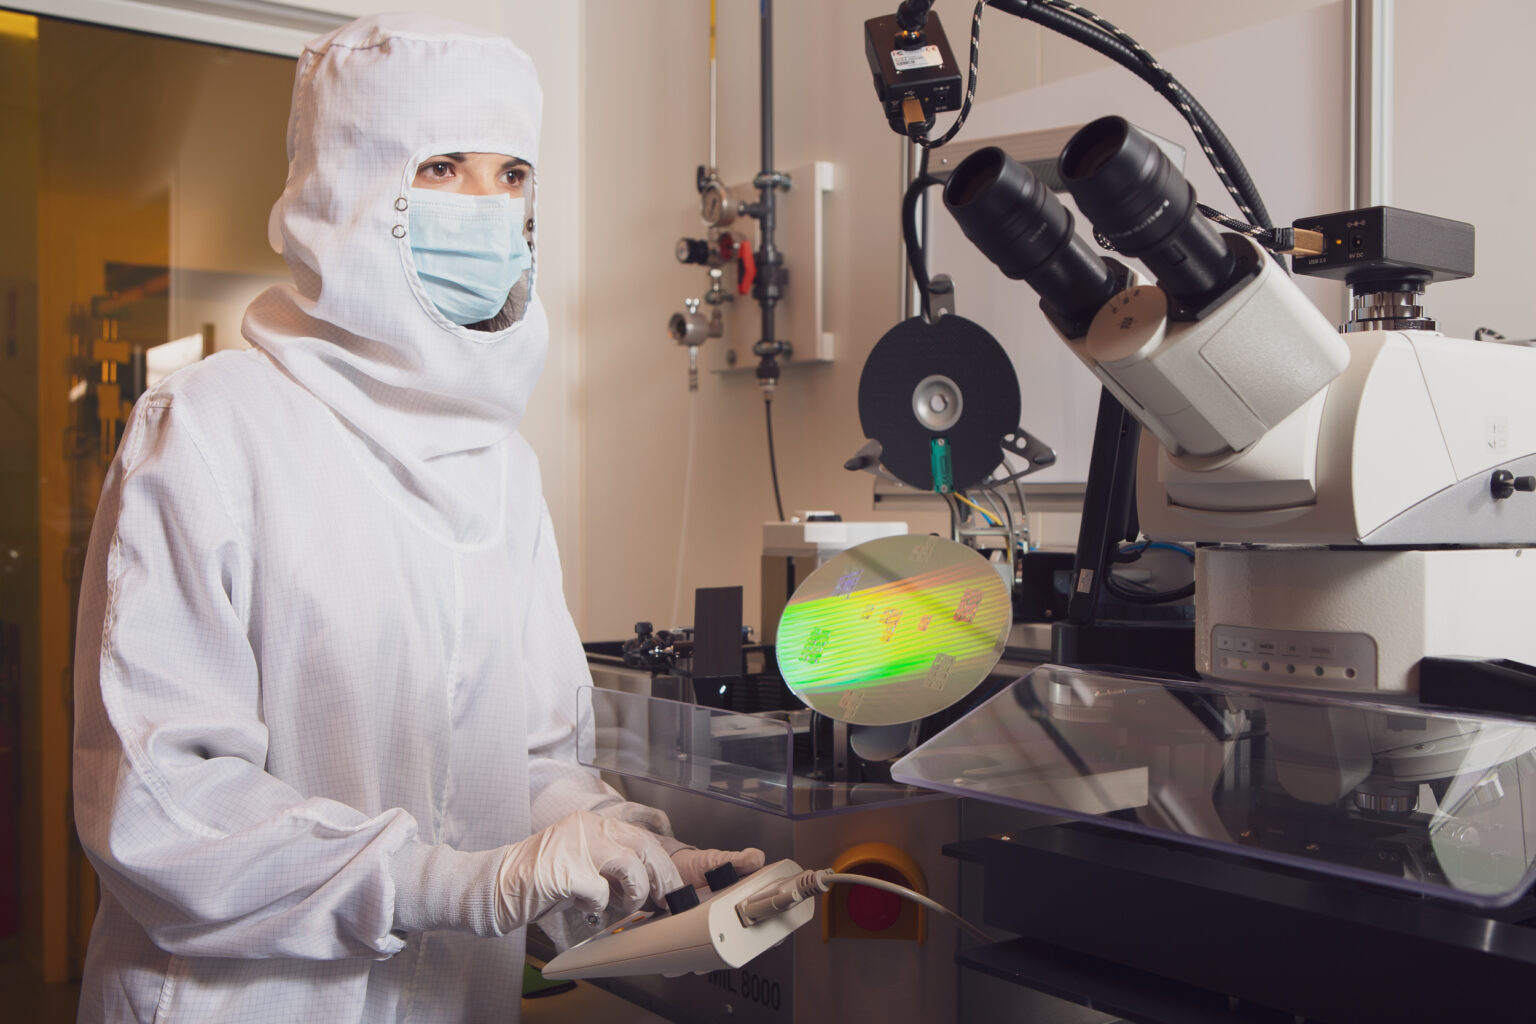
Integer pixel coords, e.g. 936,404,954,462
913,0,1282,247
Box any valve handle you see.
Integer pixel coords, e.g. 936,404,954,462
737,243,757,296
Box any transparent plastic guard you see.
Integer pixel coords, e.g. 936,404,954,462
890,665,1536,907
578,686,939,819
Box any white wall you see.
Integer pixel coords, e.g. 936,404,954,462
575,0,1346,642
1391,2,1533,342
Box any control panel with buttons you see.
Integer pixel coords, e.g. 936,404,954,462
1210,626,1378,690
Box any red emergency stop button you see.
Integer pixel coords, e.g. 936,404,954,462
845,878,903,932
821,842,927,943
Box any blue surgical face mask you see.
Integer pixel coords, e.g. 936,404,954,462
407,188,531,326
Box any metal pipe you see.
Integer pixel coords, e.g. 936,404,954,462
1351,0,1393,209
758,0,778,354
709,0,718,170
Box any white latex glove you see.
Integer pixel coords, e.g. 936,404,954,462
495,809,684,932
671,846,767,890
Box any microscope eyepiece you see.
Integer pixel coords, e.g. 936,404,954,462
942,145,1118,331
1060,116,1235,302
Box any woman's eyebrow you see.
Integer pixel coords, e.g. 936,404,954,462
424,152,466,163
501,158,530,171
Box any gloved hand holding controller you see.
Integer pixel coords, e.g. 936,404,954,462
494,809,686,932
492,810,765,933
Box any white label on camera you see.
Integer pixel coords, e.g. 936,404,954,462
892,45,943,71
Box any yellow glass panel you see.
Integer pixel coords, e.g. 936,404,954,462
0,13,292,1003
0,10,36,39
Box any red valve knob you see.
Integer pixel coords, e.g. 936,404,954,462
737,243,757,295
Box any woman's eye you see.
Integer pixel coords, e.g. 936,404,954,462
506,169,527,186
420,162,453,179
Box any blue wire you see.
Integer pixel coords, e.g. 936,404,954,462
1121,540,1195,560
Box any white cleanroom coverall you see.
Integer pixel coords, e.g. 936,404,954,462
73,14,688,1022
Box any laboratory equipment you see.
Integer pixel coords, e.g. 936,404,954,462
943,116,1536,695
527,672,1017,1024
543,851,987,983
669,0,828,388
926,106,1536,862
857,3,1536,1019
890,664,1536,1020
542,858,817,980
851,314,1055,495
667,0,835,527
564,516,1041,1021
863,5,962,138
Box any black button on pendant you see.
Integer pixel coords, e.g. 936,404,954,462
664,885,701,916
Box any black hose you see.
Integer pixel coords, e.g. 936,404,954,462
765,397,785,522
987,0,1273,231
916,1,988,150
897,0,940,32
902,173,942,319
1102,575,1195,605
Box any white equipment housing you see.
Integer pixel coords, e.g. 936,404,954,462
1076,238,1348,461
1129,329,1536,694
1194,546,1536,693
1138,330,1536,546
1040,241,1536,695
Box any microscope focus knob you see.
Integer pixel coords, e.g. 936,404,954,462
1490,470,1536,500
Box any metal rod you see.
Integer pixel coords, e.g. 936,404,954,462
760,0,773,194
709,0,718,170
1352,0,1393,208
981,484,1019,587
757,0,779,353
